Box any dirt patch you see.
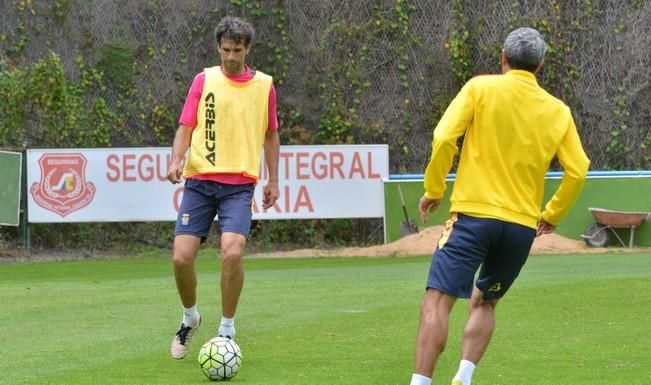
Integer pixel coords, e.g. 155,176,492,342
249,225,619,258
2,226,638,263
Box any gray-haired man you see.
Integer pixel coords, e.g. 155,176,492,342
409,27,589,385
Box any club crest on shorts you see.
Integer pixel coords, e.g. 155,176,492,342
30,153,96,217
181,213,190,225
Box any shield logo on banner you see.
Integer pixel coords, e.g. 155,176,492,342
30,153,96,217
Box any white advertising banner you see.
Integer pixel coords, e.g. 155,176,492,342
26,145,389,223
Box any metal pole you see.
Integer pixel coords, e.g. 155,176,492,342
19,149,31,253
263,221,269,253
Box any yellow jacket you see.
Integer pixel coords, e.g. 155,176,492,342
424,70,590,228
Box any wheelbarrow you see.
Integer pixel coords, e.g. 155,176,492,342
580,207,650,248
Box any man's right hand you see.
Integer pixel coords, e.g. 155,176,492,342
536,219,555,237
167,160,184,184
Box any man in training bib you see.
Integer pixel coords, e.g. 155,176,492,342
167,16,280,359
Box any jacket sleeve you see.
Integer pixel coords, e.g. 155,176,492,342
423,82,474,199
541,110,590,225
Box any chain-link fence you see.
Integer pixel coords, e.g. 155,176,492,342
1,0,650,172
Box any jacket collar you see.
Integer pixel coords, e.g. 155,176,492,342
505,69,538,85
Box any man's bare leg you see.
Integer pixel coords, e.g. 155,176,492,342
412,289,457,380
218,232,246,338
170,234,202,358
462,287,497,362
172,235,202,308
451,287,498,384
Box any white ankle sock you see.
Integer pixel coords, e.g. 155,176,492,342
219,316,236,338
452,359,476,385
409,374,431,385
182,304,200,328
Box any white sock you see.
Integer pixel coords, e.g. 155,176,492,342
219,316,236,338
182,304,200,328
452,359,476,385
409,374,431,385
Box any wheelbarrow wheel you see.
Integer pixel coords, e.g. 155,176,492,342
582,223,611,247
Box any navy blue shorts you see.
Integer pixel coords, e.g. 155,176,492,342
175,179,255,241
426,213,536,300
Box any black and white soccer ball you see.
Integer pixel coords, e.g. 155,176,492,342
198,337,242,381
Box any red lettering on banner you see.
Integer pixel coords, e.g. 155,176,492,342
348,152,365,179
271,198,283,213
259,149,384,181
294,185,313,212
368,152,381,179
311,152,327,180
138,154,154,181
123,154,136,181
296,152,309,180
330,152,345,179
283,185,290,212
105,153,171,182
173,186,183,212
251,184,314,214
280,152,294,179
106,154,120,182
158,155,169,181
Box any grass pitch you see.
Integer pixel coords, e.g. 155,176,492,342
2,251,650,385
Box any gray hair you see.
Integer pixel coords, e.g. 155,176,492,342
503,27,547,72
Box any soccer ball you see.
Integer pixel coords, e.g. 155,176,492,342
198,337,243,381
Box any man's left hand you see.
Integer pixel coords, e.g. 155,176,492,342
419,195,442,223
262,182,280,210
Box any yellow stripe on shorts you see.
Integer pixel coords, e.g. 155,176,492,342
438,213,458,250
